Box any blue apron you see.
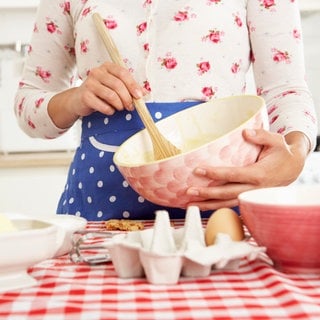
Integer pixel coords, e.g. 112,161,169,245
56,102,213,221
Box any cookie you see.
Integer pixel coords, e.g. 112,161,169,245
105,219,144,231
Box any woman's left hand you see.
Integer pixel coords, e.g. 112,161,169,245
186,129,310,211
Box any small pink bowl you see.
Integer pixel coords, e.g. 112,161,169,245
238,185,320,274
114,95,268,208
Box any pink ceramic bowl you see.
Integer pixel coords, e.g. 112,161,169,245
238,185,320,274
113,95,268,208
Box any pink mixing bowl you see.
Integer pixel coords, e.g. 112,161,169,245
113,95,268,208
239,185,320,274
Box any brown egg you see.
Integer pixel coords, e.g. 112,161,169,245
205,208,245,246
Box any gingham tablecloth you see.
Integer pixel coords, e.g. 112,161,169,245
1,221,320,320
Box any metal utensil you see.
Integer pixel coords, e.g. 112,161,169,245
92,13,181,160
70,230,115,265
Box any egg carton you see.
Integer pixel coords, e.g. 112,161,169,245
106,206,267,285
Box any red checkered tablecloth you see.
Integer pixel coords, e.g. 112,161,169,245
1,221,320,320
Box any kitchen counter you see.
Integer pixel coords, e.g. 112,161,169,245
0,151,74,168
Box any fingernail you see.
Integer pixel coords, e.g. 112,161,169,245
134,88,143,99
127,103,134,111
246,129,257,136
187,188,200,196
195,168,206,175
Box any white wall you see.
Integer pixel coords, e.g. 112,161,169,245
0,7,37,45
0,166,69,216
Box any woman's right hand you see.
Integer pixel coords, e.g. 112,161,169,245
48,61,144,129
76,61,144,116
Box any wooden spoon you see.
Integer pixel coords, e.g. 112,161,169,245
92,13,181,160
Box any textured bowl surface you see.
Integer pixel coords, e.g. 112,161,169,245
114,95,268,208
238,185,320,274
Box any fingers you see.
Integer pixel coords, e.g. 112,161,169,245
243,128,285,148
82,62,144,114
187,182,254,201
79,85,118,116
190,165,264,186
184,129,304,212
186,180,259,211
101,62,144,103
189,129,286,186
187,198,240,211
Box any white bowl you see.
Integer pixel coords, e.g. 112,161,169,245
0,219,58,292
1,213,87,257
0,214,87,292
41,215,87,257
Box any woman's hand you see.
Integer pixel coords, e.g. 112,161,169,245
48,61,144,129
186,129,310,211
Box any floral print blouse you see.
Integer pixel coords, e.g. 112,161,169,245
15,0,317,149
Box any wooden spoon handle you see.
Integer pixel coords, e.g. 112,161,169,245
92,13,125,68
92,13,181,159
93,14,161,136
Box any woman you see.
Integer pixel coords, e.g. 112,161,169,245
15,0,317,220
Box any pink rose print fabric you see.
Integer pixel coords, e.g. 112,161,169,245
15,0,317,148
13,0,317,221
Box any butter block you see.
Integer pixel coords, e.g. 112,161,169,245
0,214,17,233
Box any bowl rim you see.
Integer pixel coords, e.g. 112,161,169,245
238,185,320,207
113,94,266,167
0,219,57,239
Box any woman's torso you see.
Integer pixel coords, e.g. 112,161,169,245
70,0,251,101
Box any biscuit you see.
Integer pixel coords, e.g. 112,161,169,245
105,219,144,231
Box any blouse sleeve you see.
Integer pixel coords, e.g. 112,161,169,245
247,0,318,151
14,0,77,139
